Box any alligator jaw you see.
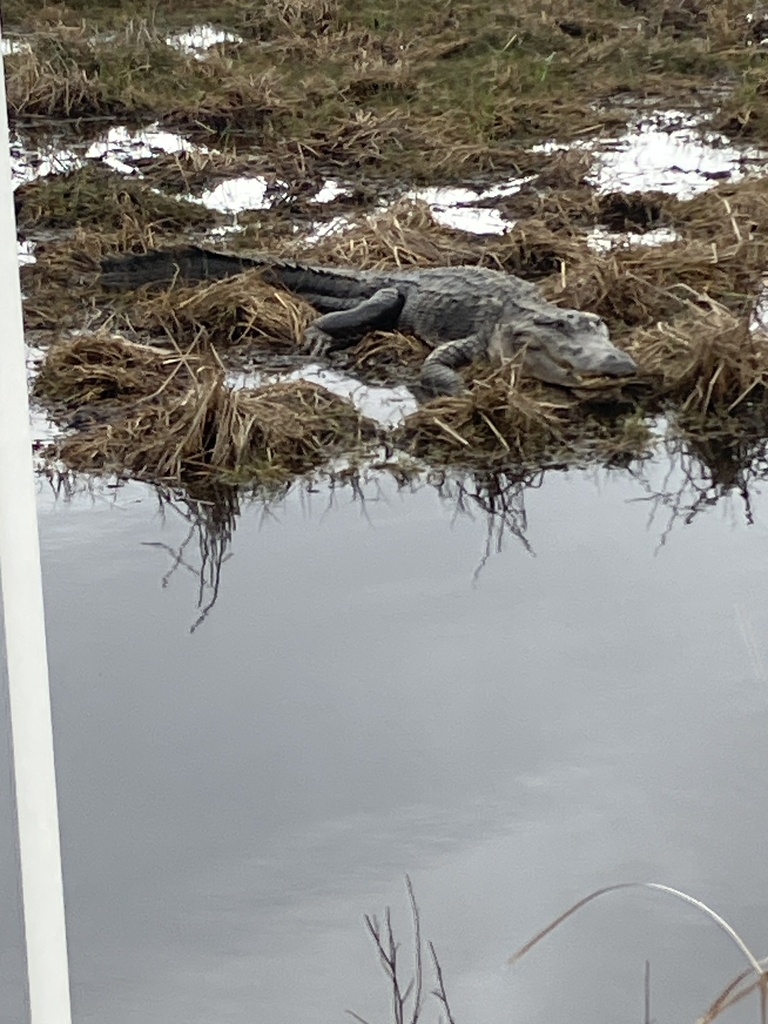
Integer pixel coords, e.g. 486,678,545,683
490,315,638,388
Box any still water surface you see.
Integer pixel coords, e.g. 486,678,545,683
1,454,767,1024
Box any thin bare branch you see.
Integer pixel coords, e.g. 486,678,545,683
406,875,424,1024
429,942,457,1024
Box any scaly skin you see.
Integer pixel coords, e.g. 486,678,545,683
101,246,638,394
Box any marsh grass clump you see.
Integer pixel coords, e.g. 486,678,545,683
547,237,765,329
396,366,655,469
33,331,200,409
35,333,379,485
7,0,768,176
672,177,768,242
131,272,314,352
628,304,768,413
21,231,110,331
298,198,484,268
5,23,191,119
15,163,218,233
47,377,379,485
344,331,430,386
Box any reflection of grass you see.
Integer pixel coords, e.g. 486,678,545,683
510,882,768,1024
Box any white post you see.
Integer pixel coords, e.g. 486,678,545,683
0,22,73,1024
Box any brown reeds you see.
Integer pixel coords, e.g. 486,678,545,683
33,331,201,408
628,303,768,413
35,333,379,485
298,199,485,268
15,164,218,232
396,365,654,469
345,331,430,385
131,271,314,351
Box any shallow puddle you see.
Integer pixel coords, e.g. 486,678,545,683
11,124,207,187
197,177,346,216
539,109,768,199
404,182,525,234
86,125,205,176
165,24,243,56
586,224,680,252
227,363,417,427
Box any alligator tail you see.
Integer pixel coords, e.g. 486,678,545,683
101,246,373,301
100,246,268,289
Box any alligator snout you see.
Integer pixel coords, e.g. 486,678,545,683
597,350,638,377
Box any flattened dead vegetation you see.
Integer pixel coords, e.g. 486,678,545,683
8,0,768,180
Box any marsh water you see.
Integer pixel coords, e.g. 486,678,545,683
7,64,768,1022
1,454,767,1024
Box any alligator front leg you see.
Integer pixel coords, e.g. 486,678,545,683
304,287,405,355
419,335,482,396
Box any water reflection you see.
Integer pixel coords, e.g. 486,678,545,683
49,422,768,635
145,487,242,632
0,445,765,1024
137,425,768,628
630,423,768,541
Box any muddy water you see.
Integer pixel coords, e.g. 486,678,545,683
1,458,767,1024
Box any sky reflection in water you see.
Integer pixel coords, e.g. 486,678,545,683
0,454,766,1024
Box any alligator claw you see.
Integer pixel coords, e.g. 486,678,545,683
303,325,334,357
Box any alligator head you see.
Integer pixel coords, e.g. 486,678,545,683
489,309,637,387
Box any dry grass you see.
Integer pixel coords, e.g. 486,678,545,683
7,0,768,180
343,331,430,386
396,365,654,470
21,184,768,483
35,332,379,485
4,23,189,119
15,163,218,232
33,331,201,407
129,271,315,352
508,881,768,1024
628,304,768,413
11,0,768,483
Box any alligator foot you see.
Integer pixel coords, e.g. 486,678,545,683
303,325,335,356
419,361,467,397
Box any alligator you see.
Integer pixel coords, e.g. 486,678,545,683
101,246,638,395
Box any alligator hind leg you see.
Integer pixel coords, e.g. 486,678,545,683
304,287,405,355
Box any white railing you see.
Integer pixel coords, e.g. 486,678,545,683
0,24,72,1024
